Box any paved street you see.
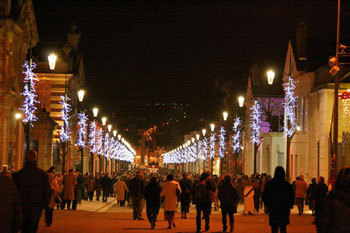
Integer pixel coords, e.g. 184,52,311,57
37,200,317,233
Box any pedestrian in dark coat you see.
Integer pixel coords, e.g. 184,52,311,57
314,176,328,217
87,175,96,201
218,175,239,233
62,169,77,210
13,150,51,233
129,171,146,220
101,173,111,202
0,174,22,233
307,178,318,215
95,174,102,201
144,177,162,229
179,173,192,219
316,167,350,233
262,166,294,233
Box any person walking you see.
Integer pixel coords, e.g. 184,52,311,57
193,172,216,233
87,175,96,201
101,173,111,202
243,180,255,215
263,166,294,233
45,167,59,227
314,176,328,217
72,170,83,209
179,173,192,219
295,175,308,215
0,173,22,233
114,176,129,206
316,167,350,233
161,174,181,229
62,169,77,210
218,175,239,232
13,150,51,233
129,171,146,220
95,174,102,201
144,177,162,229
307,178,318,215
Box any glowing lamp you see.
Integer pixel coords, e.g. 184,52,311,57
196,134,200,140
48,54,57,70
223,111,228,121
297,126,301,131
107,124,112,132
202,129,206,136
113,130,117,137
102,117,107,126
15,113,22,120
238,96,245,108
118,134,121,140
92,108,98,117
77,90,85,102
267,70,275,85
210,123,215,132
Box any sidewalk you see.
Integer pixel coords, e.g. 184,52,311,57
76,197,117,212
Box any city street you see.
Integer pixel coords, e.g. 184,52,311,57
37,200,316,233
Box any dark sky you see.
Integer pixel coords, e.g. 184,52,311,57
33,0,350,145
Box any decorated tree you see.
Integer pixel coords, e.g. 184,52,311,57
250,100,262,173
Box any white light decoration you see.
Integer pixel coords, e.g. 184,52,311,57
77,112,88,148
59,95,71,142
97,127,104,155
209,131,216,159
232,116,242,153
89,121,96,153
201,136,208,159
104,133,110,158
250,100,262,144
284,77,297,137
218,126,226,158
21,61,39,124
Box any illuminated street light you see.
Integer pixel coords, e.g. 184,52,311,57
267,70,275,85
102,117,107,126
48,53,57,70
107,124,112,132
118,134,121,140
297,126,301,131
210,123,215,132
223,111,228,121
202,129,207,136
238,96,245,108
77,89,85,102
196,134,200,140
113,130,117,137
15,112,22,120
92,108,98,117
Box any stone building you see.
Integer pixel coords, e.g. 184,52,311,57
0,0,38,170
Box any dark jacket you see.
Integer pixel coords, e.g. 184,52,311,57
193,179,216,204
263,178,294,226
129,176,145,198
316,190,350,233
179,178,192,203
13,161,51,214
0,175,22,233
101,175,111,191
144,181,162,207
218,180,238,207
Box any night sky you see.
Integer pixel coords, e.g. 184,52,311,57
33,0,350,146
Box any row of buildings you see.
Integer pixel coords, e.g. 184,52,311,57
0,0,131,174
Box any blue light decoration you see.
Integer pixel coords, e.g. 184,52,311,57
284,76,297,137
21,61,39,124
77,112,88,148
232,116,242,153
89,121,96,153
218,126,226,158
250,100,262,144
201,137,208,160
97,127,104,156
209,132,216,159
104,133,110,158
59,95,71,142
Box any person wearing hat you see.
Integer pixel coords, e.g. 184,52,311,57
13,150,51,233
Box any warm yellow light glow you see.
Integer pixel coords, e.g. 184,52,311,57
192,138,195,143
15,113,22,120
118,134,121,140
238,96,245,108
196,134,200,140
93,108,98,117
77,90,85,102
113,130,117,137
48,54,57,70
107,124,112,132
297,126,301,131
202,129,206,137
267,70,275,85
210,123,215,132
223,111,228,121
102,117,107,126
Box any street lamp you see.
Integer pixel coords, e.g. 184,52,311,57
102,117,107,126
107,124,112,132
15,112,22,120
267,70,275,85
113,130,117,137
77,89,85,102
118,134,121,140
210,123,215,132
48,54,57,70
93,108,99,118
223,111,228,121
202,129,206,137
238,96,245,108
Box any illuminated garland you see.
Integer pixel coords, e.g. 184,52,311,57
97,127,104,155
209,132,216,159
21,61,39,124
250,100,262,144
218,126,226,158
232,116,242,153
77,112,88,148
89,121,96,153
59,96,71,142
284,77,297,137
201,137,208,159
104,133,110,158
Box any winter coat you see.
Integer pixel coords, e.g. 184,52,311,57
101,175,111,191
48,172,59,208
316,190,350,233
161,180,181,211
218,180,238,207
63,172,77,200
87,178,96,192
263,178,294,226
13,162,51,214
295,179,308,198
179,178,192,203
0,175,22,233
144,181,162,207
193,179,216,204
129,176,145,198
114,180,128,201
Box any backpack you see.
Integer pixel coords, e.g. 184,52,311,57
195,181,210,203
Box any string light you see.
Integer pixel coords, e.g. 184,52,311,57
89,121,96,153
59,96,71,142
77,112,88,148
218,126,226,158
97,127,104,156
209,132,216,159
232,116,242,153
284,76,297,137
104,133,110,158
250,100,262,144
21,61,39,124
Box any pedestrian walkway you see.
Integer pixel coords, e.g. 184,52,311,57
77,198,117,212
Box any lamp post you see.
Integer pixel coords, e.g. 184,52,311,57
77,89,85,173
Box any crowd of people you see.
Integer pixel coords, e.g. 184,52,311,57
0,150,349,233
